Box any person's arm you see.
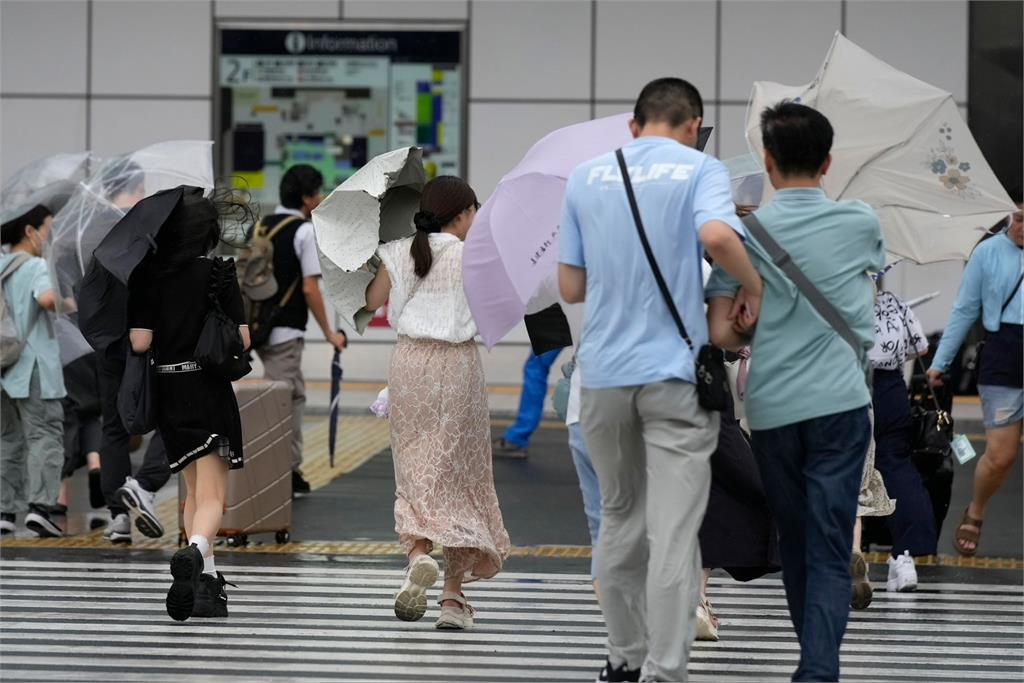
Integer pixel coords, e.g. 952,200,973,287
928,255,984,380
364,262,391,312
35,289,57,312
559,264,586,304
130,329,153,353
303,277,346,352
707,296,752,350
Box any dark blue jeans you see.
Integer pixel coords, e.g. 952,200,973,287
751,406,871,683
502,348,562,448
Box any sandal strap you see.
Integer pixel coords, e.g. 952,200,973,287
438,591,475,616
961,507,983,528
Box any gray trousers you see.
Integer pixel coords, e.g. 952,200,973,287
582,380,718,682
1,367,64,513
257,338,305,470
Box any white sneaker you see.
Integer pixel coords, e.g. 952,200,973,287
695,599,720,641
115,477,164,539
103,513,132,545
394,554,439,622
887,550,918,593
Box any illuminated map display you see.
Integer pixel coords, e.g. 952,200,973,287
218,28,463,208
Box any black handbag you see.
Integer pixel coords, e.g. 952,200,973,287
615,149,729,411
194,259,251,382
118,348,158,434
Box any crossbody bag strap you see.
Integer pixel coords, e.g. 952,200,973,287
1001,271,1023,315
741,213,866,370
615,148,694,352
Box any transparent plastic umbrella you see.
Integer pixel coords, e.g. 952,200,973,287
1,152,92,224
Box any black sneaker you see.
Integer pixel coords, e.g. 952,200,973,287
166,544,203,621
192,571,236,618
88,469,105,509
0,512,15,535
25,507,63,538
48,503,68,517
596,658,641,683
292,470,311,498
492,438,528,459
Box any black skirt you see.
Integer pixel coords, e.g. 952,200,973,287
699,399,781,581
156,370,243,473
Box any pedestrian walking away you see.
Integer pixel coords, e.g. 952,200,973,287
707,101,886,682
364,175,511,631
559,77,763,682
125,188,249,622
0,205,67,539
244,164,347,498
494,346,563,457
927,190,1023,557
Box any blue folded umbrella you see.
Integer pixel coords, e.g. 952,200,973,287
329,348,343,467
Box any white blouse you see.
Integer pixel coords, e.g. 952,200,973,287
377,233,477,343
869,290,928,371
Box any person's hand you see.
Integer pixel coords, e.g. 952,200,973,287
735,204,758,218
926,368,944,388
327,330,347,353
728,287,761,335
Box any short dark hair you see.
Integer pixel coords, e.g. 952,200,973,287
760,101,834,177
634,78,703,128
1,204,51,246
279,164,323,209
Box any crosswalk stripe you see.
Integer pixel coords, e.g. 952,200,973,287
1,559,1020,682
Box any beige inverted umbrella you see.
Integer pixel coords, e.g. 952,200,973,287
312,146,425,333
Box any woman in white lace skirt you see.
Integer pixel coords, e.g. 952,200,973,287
364,176,511,630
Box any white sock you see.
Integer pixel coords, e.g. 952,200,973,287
203,554,217,576
189,534,211,558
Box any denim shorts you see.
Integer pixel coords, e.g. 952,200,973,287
978,384,1024,429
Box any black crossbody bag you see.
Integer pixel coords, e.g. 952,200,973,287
615,149,729,411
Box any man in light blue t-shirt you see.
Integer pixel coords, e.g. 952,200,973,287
559,78,762,683
706,102,884,683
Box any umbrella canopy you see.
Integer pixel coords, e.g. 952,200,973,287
745,32,1015,264
464,113,712,348
1,152,92,223
313,146,426,334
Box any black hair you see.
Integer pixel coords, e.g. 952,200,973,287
760,101,834,177
1,204,52,246
279,164,324,210
410,176,478,278
100,157,145,202
633,78,703,128
1009,184,1023,205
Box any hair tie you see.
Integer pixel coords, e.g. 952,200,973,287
413,210,442,234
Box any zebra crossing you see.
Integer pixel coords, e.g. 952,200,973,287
0,557,1021,682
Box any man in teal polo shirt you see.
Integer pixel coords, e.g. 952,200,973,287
706,102,884,682
0,205,67,538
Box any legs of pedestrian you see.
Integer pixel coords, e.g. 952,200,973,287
495,348,561,457
116,431,171,539
19,370,65,538
568,422,602,592
850,517,872,609
98,340,132,543
1,390,28,535
955,415,1023,555
258,339,308,495
753,407,869,682
585,381,716,682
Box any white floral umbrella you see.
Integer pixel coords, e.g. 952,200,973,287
745,32,1014,264
312,146,425,334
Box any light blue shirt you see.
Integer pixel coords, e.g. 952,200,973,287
931,232,1024,373
706,188,885,431
0,253,66,400
559,136,743,389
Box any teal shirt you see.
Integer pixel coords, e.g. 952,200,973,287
930,233,1024,373
706,188,885,431
0,253,66,400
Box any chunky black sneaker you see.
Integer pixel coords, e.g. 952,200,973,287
292,470,311,498
166,544,203,621
0,512,16,535
596,657,641,683
25,507,63,538
192,572,236,618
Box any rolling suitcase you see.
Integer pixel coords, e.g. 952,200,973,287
179,379,293,546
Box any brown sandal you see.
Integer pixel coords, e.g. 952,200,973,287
953,507,983,557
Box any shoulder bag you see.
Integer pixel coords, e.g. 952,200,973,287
616,148,729,411
118,347,158,434
194,258,252,381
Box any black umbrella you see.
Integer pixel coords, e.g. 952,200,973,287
92,185,191,285
524,303,573,356
76,258,129,351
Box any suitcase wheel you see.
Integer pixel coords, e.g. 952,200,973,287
226,534,248,548
275,531,290,544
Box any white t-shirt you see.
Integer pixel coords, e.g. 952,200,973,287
268,205,322,347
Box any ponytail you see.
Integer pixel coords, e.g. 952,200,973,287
411,229,433,278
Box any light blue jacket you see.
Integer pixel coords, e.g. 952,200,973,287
930,233,1024,373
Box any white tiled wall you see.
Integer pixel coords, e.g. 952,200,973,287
0,0,978,361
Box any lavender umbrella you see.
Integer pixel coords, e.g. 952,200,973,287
463,114,712,348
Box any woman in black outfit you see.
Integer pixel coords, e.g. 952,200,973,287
127,188,249,621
